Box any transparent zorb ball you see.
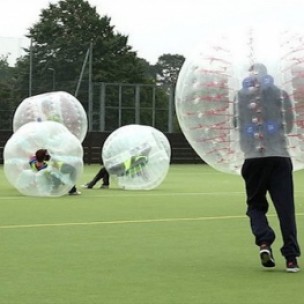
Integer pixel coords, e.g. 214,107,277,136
4,121,83,197
102,125,171,190
13,91,88,142
175,28,304,174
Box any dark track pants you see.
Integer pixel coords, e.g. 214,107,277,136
87,167,110,187
241,157,300,259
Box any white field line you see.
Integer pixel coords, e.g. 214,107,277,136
0,191,246,200
1,190,304,229
1,190,304,200
1,213,304,230
3,190,304,200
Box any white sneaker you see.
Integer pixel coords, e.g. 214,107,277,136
69,191,81,195
81,184,92,189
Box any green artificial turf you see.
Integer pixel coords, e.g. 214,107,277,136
0,164,303,304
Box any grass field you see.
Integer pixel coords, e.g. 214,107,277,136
1,164,304,304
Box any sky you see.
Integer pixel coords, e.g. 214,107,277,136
1,0,304,66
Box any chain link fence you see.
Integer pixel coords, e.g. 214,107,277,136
0,81,179,133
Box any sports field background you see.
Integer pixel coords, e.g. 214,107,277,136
1,164,303,304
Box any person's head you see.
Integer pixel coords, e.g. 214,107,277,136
248,63,267,77
35,149,50,162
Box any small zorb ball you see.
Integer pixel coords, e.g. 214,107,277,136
13,91,88,142
3,121,83,197
102,125,171,190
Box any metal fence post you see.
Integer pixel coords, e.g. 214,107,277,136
168,86,174,133
100,82,105,131
152,86,156,127
88,42,93,131
135,85,140,124
118,84,122,127
29,38,33,97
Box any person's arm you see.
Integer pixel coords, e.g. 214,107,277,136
233,94,238,128
282,90,294,133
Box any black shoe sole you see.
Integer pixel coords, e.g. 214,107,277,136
260,250,275,268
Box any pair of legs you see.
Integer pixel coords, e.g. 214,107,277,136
85,166,110,188
241,157,300,265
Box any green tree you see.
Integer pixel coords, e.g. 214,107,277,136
14,0,150,99
153,54,186,133
155,54,185,87
0,55,16,129
0,55,11,79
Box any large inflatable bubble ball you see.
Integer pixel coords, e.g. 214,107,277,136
4,121,84,197
13,91,88,142
175,28,304,174
102,124,171,190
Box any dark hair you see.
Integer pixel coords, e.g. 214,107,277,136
35,149,49,162
249,63,268,76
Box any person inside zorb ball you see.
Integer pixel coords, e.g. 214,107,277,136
175,29,304,174
4,121,83,197
102,125,171,190
236,63,294,159
175,29,304,272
